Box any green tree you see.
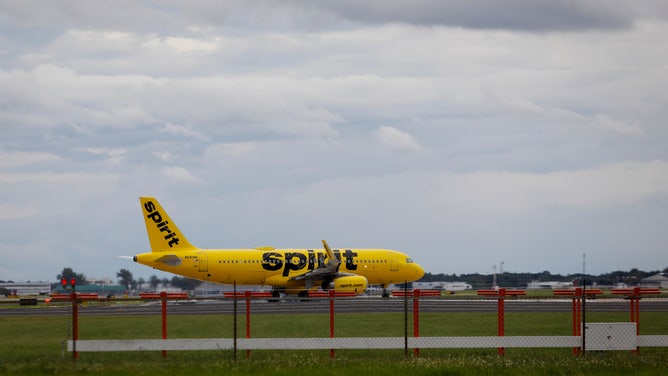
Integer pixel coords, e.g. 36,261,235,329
149,275,161,290
116,269,134,291
137,277,146,292
170,276,202,291
56,267,88,286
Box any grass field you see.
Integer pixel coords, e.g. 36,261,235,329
2,308,668,375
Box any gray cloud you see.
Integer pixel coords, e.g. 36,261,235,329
1,1,667,282
3,0,667,37
308,0,639,31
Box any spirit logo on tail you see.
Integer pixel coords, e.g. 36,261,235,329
133,197,424,296
144,201,181,247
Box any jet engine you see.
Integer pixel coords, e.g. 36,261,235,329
325,275,368,294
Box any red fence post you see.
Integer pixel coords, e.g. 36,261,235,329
161,291,167,358
477,288,525,356
413,289,420,357
329,289,335,358
555,288,582,355
497,288,505,356
633,287,640,328
71,292,78,360
245,290,251,359
611,287,660,355
632,296,640,354
632,287,641,354
555,287,604,356
574,287,582,355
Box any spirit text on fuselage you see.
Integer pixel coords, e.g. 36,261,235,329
261,249,358,276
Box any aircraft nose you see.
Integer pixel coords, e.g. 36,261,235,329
414,262,425,279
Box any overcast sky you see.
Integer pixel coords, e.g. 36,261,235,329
1,1,667,283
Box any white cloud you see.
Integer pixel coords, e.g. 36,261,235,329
153,36,218,54
480,83,646,137
204,142,258,160
0,204,40,220
81,147,127,165
0,151,62,168
431,160,668,214
375,126,421,152
160,123,209,141
161,166,205,184
592,114,644,136
0,171,117,186
274,160,668,217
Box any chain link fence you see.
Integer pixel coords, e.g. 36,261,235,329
52,288,668,359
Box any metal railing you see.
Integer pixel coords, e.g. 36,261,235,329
48,287,668,360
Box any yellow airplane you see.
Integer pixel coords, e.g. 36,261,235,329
133,197,425,296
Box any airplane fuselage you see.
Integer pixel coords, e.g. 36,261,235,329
134,247,422,287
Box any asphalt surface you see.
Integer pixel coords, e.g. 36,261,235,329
2,297,667,317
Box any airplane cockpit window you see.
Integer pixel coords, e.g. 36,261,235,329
406,258,414,264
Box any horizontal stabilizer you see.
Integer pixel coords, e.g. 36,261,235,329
155,254,182,267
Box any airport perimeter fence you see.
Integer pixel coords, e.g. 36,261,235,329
50,287,668,360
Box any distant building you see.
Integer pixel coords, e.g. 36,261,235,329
527,281,573,290
85,277,115,286
413,281,473,291
0,282,52,296
53,284,126,297
641,273,668,289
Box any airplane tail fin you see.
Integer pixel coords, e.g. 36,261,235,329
140,197,197,252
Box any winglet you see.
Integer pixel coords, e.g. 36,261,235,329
321,239,341,270
322,239,335,260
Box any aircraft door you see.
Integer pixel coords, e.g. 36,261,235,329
387,252,398,271
198,252,208,272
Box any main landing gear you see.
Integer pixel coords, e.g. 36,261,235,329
381,284,390,298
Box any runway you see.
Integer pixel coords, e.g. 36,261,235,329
2,296,667,316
